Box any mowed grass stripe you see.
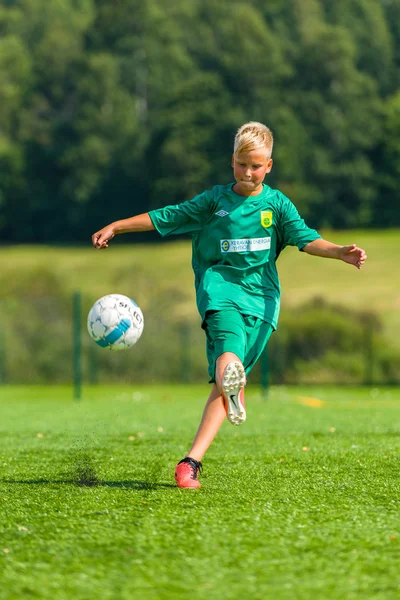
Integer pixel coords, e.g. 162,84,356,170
0,385,400,600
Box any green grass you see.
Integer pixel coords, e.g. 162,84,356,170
1,385,400,599
1,230,399,345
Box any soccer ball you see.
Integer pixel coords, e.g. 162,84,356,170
87,294,144,350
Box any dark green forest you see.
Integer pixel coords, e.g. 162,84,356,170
1,0,400,242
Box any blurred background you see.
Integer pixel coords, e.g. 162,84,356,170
0,0,399,388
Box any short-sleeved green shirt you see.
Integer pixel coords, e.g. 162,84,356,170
149,183,321,330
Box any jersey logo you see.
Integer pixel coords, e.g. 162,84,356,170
261,210,273,228
220,238,271,253
215,210,229,217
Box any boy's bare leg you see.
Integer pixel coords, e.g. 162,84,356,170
217,351,247,426
186,352,246,462
186,384,226,462
215,352,244,392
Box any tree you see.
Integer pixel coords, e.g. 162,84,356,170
0,0,398,240
0,31,31,233
373,91,400,226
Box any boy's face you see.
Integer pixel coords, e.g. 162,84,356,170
231,149,273,196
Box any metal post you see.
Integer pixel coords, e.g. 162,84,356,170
73,291,82,400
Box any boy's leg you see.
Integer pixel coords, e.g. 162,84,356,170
215,352,244,391
216,352,247,425
174,383,225,488
185,383,227,462
175,318,273,488
183,351,245,463
175,312,247,488
175,353,246,488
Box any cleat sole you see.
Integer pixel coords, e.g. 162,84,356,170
222,361,246,425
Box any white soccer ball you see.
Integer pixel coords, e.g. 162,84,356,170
87,294,144,350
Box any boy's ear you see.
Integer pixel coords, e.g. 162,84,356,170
266,158,273,172
231,154,235,168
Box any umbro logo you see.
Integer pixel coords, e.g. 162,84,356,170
215,210,229,217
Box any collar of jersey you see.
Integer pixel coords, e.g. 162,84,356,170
227,183,270,200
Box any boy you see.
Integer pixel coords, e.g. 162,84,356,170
92,122,367,489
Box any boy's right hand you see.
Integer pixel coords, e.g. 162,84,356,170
92,225,115,249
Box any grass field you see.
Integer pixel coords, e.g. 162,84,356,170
1,384,400,599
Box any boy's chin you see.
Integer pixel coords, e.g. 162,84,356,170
239,181,256,189
238,181,262,193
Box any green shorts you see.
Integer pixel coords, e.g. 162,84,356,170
204,309,274,382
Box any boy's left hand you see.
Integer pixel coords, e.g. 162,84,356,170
339,244,367,269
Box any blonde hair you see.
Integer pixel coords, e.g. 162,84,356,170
234,121,273,157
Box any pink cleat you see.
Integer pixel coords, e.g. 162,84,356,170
222,361,246,425
175,457,202,489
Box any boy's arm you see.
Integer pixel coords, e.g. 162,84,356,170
92,213,155,249
302,239,367,269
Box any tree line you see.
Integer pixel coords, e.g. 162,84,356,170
1,0,400,242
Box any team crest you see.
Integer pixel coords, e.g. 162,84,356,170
261,211,273,228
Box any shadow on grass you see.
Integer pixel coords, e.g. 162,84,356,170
1,479,176,490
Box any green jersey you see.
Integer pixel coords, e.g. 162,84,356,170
149,183,320,329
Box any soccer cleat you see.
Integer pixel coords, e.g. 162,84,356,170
174,457,202,489
222,361,246,425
